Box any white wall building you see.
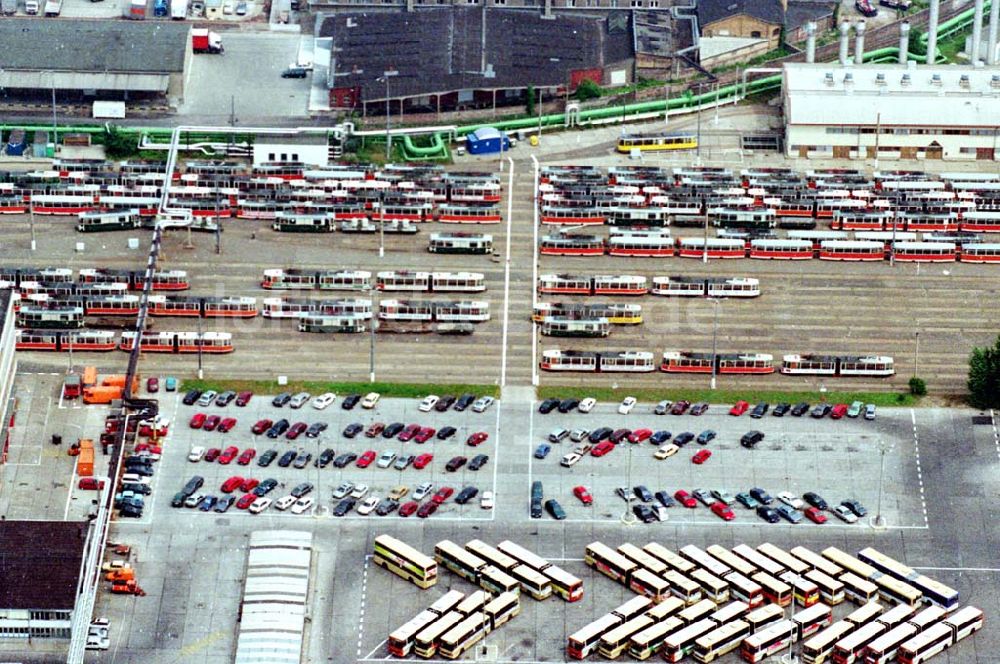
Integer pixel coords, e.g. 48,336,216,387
252,134,329,168
783,62,1000,162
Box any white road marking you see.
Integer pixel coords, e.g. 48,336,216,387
356,554,371,659
64,455,79,521
912,566,1000,572
530,154,540,387
499,157,515,388
911,408,929,528
991,409,999,463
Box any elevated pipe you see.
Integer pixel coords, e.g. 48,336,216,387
972,0,985,63
927,0,940,67
805,22,817,63
855,21,867,65
839,21,852,65
899,22,911,63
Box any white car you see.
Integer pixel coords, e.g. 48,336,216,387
357,495,379,515
332,482,354,500
350,483,369,499
196,390,218,407
560,452,582,467
414,482,434,501
289,392,311,409
618,396,637,415
471,396,495,413
187,446,206,462
569,429,590,442
361,392,381,409
833,505,859,523
777,491,805,510
419,395,440,412
480,490,495,509
291,497,315,514
121,473,151,486
376,450,396,468
653,505,669,522
249,497,272,514
312,392,336,409
578,397,597,413
85,635,109,651
654,444,679,460
274,495,297,511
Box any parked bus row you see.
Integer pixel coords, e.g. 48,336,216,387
822,547,960,609
14,329,234,353
537,274,760,298
259,269,487,293
539,232,1000,263
541,350,895,377
0,267,189,290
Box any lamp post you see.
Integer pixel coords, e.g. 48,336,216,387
196,313,204,380
913,331,920,377
378,189,385,258
50,71,58,150
872,439,894,528
380,70,399,161
708,298,721,390
369,293,377,383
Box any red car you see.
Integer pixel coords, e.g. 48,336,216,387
240,478,260,493
221,476,244,493
189,412,207,429
413,427,436,443
431,487,454,504
218,446,239,464
398,424,421,442
204,448,222,462
237,448,257,465
146,376,159,393
671,400,691,415
830,404,848,419
217,417,238,433
729,401,749,416
251,419,273,435
591,441,615,457
573,485,593,505
235,391,253,407
236,493,256,509
692,449,712,464
134,443,162,457
286,422,308,439
414,453,434,469
356,450,377,468
399,501,419,517
365,422,385,438
711,502,735,521
202,415,222,431
78,477,105,490
417,502,439,518
674,490,697,508
466,432,489,447
627,428,653,444
805,507,828,524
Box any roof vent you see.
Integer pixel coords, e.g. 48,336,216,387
875,72,886,86
824,72,835,86
901,73,911,86
959,73,970,88
931,73,942,86
844,72,854,83
992,74,1000,88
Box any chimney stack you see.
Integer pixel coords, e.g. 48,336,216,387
987,0,999,64
927,0,940,65
543,0,552,18
899,22,911,63
972,0,986,63
805,22,817,63
855,21,866,65
839,21,851,66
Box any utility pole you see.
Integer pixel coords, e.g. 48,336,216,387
369,293,377,383
709,298,721,390
381,70,399,161
214,182,221,255
378,190,385,258
197,314,204,380
29,199,36,252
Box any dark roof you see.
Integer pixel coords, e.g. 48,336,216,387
697,0,784,29
0,19,188,74
0,290,9,333
785,0,836,31
0,521,88,611
321,8,632,99
634,10,674,57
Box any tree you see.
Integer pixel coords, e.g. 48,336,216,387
908,377,926,397
103,125,138,159
525,86,536,116
574,79,602,102
968,334,1000,408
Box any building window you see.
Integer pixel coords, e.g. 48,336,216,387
268,152,275,161
292,153,299,161
960,147,977,154
610,0,617,6
751,30,761,38
648,0,657,6
630,0,641,5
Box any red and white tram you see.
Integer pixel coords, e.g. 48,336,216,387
539,206,606,225
749,239,814,260
959,243,1000,263
539,234,605,256
891,242,957,263
119,331,234,354
817,240,884,261
607,231,674,257
15,329,118,352
676,237,746,259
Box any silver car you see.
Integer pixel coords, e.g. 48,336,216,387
413,482,434,501
289,392,312,409
376,450,397,468
471,396,495,413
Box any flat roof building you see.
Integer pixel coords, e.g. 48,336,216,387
783,62,1000,161
0,19,191,106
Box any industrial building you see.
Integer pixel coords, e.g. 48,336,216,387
0,19,191,106
783,60,1000,161
320,8,632,115
0,521,88,639
252,134,331,168
0,290,15,475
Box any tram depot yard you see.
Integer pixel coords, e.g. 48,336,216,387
2,157,1000,664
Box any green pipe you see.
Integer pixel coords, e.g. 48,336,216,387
914,0,990,50
400,132,450,160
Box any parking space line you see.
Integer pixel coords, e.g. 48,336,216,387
911,409,929,528
991,409,1000,463
913,566,1000,572
63,455,79,521
356,554,371,659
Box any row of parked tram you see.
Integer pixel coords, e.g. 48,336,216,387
12,296,259,327
539,231,1000,263
538,165,1000,228
537,275,759,298
259,269,487,293
0,268,189,290
14,329,234,353
539,350,895,376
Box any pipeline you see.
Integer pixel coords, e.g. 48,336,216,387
914,0,991,52
400,132,450,161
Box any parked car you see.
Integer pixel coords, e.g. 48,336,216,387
791,402,811,417
740,430,765,448
146,376,159,393
197,390,218,407
750,487,773,505
609,428,631,444
271,392,292,407
865,404,877,420
772,403,791,417
538,398,560,414
215,391,236,406
356,450,377,468
855,0,878,17
750,402,769,419
591,441,615,457
654,399,673,415
558,398,580,413
632,504,656,523
805,507,828,524
418,395,439,412
534,443,551,459
341,394,361,410
588,427,613,443
376,450,396,468
654,491,675,508
573,485,593,505
235,390,253,406
445,456,468,472
257,449,278,467
757,506,781,523
417,502,439,518
165,377,178,392
627,428,652,444
183,389,202,405
548,428,570,443
414,482,434,501
413,427,435,444
803,492,828,510
468,454,489,471
618,396,637,414
841,499,868,517
711,502,735,521
545,499,567,520
383,422,404,439
560,452,582,467
399,501,419,517
305,422,328,438
670,400,691,415
480,491,495,509
696,430,716,445
472,396,495,413
466,432,489,447
830,403,849,419
357,496,380,515
251,418,273,435
578,397,596,413
690,402,709,416
674,432,695,446
650,430,672,444
397,424,421,442
388,485,409,500
333,498,357,516
729,401,749,416
692,449,712,464
365,422,386,438
777,491,805,509
237,449,257,465
455,486,479,505
189,412,207,429
431,487,454,504
361,392,381,409
277,450,297,467
332,482,355,500
266,419,290,438
454,394,476,411
833,505,859,523
437,426,457,440
693,488,714,506
633,485,653,502
776,504,804,523
674,490,697,508
413,453,434,469
654,444,679,460
434,395,456,412
711,489,735,505
735,492,760,509
393,454,414,471
811,404,833,419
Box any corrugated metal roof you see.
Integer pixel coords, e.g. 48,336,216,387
0,521,87,611
0,18,188,74
784,63,1000,127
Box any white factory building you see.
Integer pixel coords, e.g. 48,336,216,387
782,61,1000,161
